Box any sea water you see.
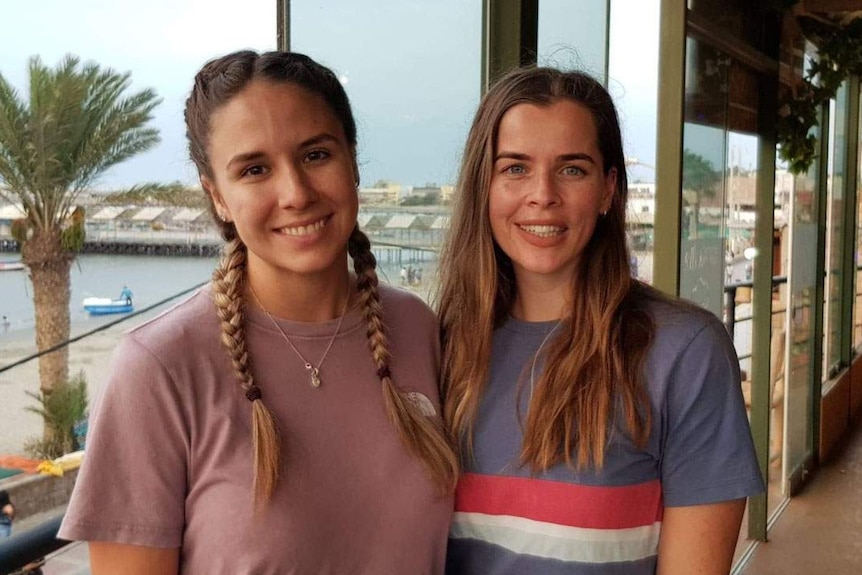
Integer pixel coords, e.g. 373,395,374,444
0,251,436,338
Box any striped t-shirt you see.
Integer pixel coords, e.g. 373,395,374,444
447,299,764,574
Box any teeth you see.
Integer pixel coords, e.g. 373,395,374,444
519,224,564,237
278,217,327,236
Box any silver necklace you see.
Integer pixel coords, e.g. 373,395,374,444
249,284,351,388
529,320,562,401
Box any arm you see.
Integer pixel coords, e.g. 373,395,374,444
58,335,188,549
89,542,179,575
656,499,745,575
655,313,763,573
2,503,14,520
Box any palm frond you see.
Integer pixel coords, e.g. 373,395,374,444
0,53,161,234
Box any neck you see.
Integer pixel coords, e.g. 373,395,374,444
246,263,353,322
511,275,571,322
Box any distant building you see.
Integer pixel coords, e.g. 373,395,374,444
411,186,442,203
440,185,455,203
0,203,25,238
359,184,401,205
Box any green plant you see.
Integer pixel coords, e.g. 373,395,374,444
24,371,88,459
10,218,28,243
778,13,862,174
60,207,86,252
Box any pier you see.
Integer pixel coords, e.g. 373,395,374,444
0,233,438,265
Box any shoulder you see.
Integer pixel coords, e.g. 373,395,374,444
377,283,437,329
375,284,440,393
121,286,220,360
639,289,731,359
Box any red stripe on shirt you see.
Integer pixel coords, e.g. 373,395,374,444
455,473,663,530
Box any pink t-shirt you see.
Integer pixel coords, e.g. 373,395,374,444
59,283,453,574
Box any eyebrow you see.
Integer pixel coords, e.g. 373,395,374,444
494,151,597,164
225,133,342,170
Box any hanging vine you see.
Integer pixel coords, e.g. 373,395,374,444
777,8,862,174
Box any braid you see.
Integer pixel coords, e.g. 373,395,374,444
348,226,459,492
211,238,280,505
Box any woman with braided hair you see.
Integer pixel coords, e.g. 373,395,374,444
59,50,457,574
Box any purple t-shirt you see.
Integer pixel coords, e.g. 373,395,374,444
447,297,764,574
60,283,452,574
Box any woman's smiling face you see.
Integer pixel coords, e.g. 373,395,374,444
488,98,616,287
203,79,358,284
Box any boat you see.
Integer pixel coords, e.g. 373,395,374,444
0,260,25,272
82,296,134,315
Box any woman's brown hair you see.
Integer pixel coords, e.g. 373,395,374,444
437,66,655,471
186,50,457,503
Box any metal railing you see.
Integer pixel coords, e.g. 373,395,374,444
722,275,788,365
0,512,64,574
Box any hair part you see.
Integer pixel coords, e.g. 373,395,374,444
438,66,655,472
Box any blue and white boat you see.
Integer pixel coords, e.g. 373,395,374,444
82,296,134,315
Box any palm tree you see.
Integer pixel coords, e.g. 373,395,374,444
0,55,161,437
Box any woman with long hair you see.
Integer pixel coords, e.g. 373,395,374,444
438,66,763,574
59,50,457,574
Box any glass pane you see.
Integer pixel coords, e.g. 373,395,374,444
782,155,819,496
681,39,729,319
682,37,771,554
291,1,480,194
609,0,660,285
538,0,608,79
824,83,849,380
290,1,481,300
726,131,759,379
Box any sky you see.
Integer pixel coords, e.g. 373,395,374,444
1,0,663,190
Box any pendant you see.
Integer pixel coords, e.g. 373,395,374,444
310,367,321,388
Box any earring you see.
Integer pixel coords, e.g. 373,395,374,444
218,212,228,223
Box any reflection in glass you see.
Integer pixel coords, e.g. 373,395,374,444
783,155,818,500
681,40,732,319
823,83,849,378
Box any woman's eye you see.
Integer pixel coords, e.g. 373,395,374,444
563,165,584,176
240,165,267,178
305,149,331,162
503,164,526,175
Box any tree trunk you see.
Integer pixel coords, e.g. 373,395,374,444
21,229,73,439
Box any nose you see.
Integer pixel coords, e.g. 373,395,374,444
527,169,560,207
276,165,319,210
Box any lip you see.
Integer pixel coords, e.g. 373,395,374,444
274,214,331,237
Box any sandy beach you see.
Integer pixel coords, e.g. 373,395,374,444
0,314,155,457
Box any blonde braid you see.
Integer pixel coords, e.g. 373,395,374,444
211,238,280,505
348,226,459,492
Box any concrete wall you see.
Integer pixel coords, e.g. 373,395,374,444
0,469,78,522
